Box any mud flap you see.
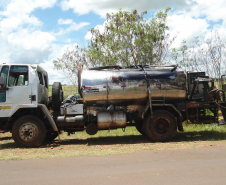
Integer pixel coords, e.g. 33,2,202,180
38,104,61,141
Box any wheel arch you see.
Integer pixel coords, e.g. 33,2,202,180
7,106,57,132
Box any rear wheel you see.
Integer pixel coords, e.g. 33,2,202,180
12,115,46,147
144,110,177,142
52,82,63,111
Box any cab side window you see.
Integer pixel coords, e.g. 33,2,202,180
38,72,44,85
8,66,28,86
44,75,48,88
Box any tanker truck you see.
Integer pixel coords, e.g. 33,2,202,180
0,64,226,147
52,64,226,142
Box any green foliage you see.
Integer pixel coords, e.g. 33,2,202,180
171,40,194,68
172,32,226,80
53,8,177,84
53,45,97,85
87,7,175,67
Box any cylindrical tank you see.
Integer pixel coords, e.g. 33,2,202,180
79,66,186,106
97,112,127,130
56,115,84,127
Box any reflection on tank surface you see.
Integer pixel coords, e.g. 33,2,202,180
81,66,186,106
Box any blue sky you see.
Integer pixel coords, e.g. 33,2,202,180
0,0,226,84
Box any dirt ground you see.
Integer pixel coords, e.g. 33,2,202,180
1,145,226,185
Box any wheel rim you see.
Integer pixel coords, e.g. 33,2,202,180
19,122,39,142
153,118,170,135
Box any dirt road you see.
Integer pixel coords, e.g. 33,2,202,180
1,146,226,185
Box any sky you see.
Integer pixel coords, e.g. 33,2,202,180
0,0,226,84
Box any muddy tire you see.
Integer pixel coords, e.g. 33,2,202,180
12,115,46,147
135,120,145,136
52,82,63,111
144,110,177,142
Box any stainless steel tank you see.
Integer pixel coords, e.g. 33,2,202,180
79,66,187,106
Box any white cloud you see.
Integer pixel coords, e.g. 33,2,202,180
6,29,55,64
56,20,90,35
0,0,58,65
58,18,73,25
166,0,226,49
8,29,55,50
42,43,81,85
0,16,42,37
85,24,105,40
168,14,209,48
40,60,68,85
185,0,226,22
60,0,196,18
0,0,11,9
0,0,57,36
67,22,90,32
1,0,56,17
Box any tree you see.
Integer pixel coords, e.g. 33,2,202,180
87,7,176,67
195,31,226,82
53,44,97,85
53,8,177,84
172,31,226,83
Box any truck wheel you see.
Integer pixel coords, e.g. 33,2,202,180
52,82,63,111
12,115,46,147
144,110,177,142
135,120,145,136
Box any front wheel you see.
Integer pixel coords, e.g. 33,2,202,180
144,110,177,142
12,115,46,147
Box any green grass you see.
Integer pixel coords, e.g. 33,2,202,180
1,123,226,160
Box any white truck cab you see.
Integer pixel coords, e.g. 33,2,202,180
0,64,49,117
0,64,58,147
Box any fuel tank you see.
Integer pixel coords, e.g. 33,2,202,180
79,66,187,106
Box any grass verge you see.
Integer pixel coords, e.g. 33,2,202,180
1,123,226,160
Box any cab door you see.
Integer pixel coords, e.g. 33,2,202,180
7,65,31,104
0,65,32,117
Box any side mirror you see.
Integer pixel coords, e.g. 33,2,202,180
0,76,4,86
